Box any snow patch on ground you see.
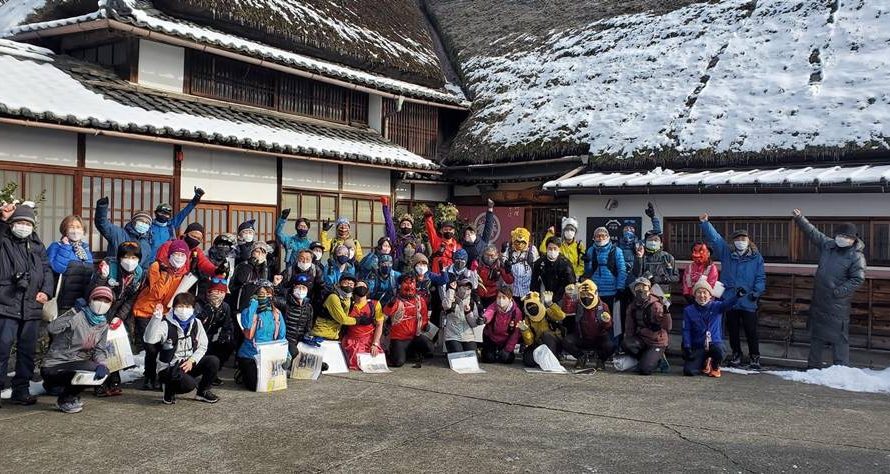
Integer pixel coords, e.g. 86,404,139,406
1,351,146,398
724,366,890,394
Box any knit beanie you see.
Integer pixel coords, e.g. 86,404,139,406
835,223,858,238
131,210,153,224
169,239,189,255
692,279,713,295
8,205,36,225
185,222,205,235
89,286,115,302
238,219,256,233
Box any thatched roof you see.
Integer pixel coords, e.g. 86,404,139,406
0,0,96,30
151,0,446,89
427,0,890,167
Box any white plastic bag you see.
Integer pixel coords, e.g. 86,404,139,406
290,342,324,380
254,340,288,392
532,345,567,373
613,354,639,372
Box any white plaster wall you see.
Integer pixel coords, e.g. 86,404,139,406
282,158,339,192
342,166,390,195
138,40,184,93
368,94,383,132
181,147,277,204
413,183,449,202
395,181,411,200
85,136,173,174
0,124,77,167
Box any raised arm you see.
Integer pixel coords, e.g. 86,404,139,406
792,210,832,249
381,197,397,244
172,187,203,229
479,200,496,252
699,215,729,262
424,211,442,251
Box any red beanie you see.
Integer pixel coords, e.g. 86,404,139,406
169,239,189,255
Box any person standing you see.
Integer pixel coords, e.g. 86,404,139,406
583,227,627,311
148,187,204,260
276,208,312,270
539,216,586,278
792,210,866,369
531,237,577,304
47,215,95,313
94,197,153,269
0,203,53,407
700,213,766,369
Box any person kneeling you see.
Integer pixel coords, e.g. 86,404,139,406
341,281,385,370
481,287,523,364
562,281,614,369
384,274,433,368
42,287,113,413
144,293,220,404
622,278,671,375
237,282,286,390
519,290,566,367
682,280,741,378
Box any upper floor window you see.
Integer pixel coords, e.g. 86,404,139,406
383,98,438,160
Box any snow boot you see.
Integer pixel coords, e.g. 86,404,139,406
748,355,762,371
727,352,742,368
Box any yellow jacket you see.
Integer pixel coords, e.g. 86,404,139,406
311,292,356,340
321,233,364,262
539,230,585,277
520,304,567,346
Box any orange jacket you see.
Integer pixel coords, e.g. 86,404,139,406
132,261,188,318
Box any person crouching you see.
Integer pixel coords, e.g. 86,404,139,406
384,273,433,368
341,281,385,370
237,282,286,390
562,280,614,369
480,286,523,364
144,293,220,404
622,278,671,375
682,280,741,378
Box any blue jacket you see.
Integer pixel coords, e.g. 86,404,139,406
276,217,311,267
323,261,356,292
583,242,626,296
366,269,401,304
682,293,739,349
94,201,153,269
620,216,661,269
701,221,767,312
149,196,199,261
46,240,94,274
238,299,286,359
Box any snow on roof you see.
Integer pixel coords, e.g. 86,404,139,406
430,0,890,165
0,0,49,31
0,39,438,170
0,0,468,107
544,164,890,190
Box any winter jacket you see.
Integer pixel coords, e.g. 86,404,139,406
531,255,577,302
342,299,384,340
629,250,679,294
619,216,662,270
322,261,356,293
144,313,208,373
520,304,566,346
132,261,188,319
701,221,767,311
539,231,586,277
504,247,538,298
682,293,739,350
0,221,54,321
383,203,426,262
47,240,93,274
441,288,481,343
462,210,495,265
482,302,523,352
794,216,867,336
384,294,428,341
91,259,145,323
442,264,480,290
94,200,152,269
149,196,199,261
575,300,613,342
238,299,286,359
156,240,219,280
415,271,449,301
276,217,311,267
196,300,233,346
229,261,272,311
425,214,462,274
625,295,670,348
52,260,95,314
682,262,719,297
284,294,314,344
584,242,627,297
198,245,234,298
321,232,364,262
366,268,400,305
43,307,108,368
311,291,356,340
476,260,514,300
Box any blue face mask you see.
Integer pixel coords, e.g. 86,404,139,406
624,231,636,241
133,221,150,235
337,255,350,265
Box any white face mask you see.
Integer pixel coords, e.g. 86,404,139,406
546,249,560,261
595,238,609,247
297,261,312,271
835,236,854,248
563,229,576,241
415,265,428,276
241,232,255,243
67,229,84,242
497,297,512,311
89,300,111,315
465,232,477,243
645,240,661,251
293,288,308,300
173,307,194,321
11,223,33,239
312,250,323,261
169,254,187,269
734,240,749,252
120,257,139,273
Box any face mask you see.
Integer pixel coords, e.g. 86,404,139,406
340,287,353,297
563,229,576,241
465,232,476,243
297,228,309,238
11,223,33,239
400,227,412,236
454,260,467,271
312,250,323,261
380,264,392,275
169,254,187,269
353,286,369,298
241,233,255,243
456,286,471,300
403,247,416,258
634,289,650,303
184,235,201,249
645,240,661,251
297,261,313,271
120,257,139,273
250,256,267,266
89,300,111,315
595,239,609,247
442,231,455,240
67,229,84,242
547,249,559,261
336,255,350,265
154,214,170,224
835,236,854,248
497,297,512,311
623,231,636,241
415,265,428,276
133,221,150,235
174,307,194,321
293,288,308,300
734,240,749,252
207,292,225,308
525,304,540,317
483,254,496,265
337,227,349,238
580,296,595,309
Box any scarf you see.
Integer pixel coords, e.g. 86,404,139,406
176,314,195,334
71,240,89,261
82,306,106,326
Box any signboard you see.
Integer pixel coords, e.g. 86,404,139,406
586,217,641,246
459,206,525,248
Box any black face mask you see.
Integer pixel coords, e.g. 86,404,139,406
442,231,454,239
353,286,369,298
525,304,540,317
155,214,170,223
379,265,392,275
634,290,649,303
580,296,594,307
184,236,201,250
400,227,413,236
336,255,350,265
297,228,309,238
454,260,467,271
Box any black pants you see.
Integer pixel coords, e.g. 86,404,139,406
683,347,725,376
562,332,613,364
522,332,564,367
0,317,39,397
41,360,97,401
445,340,477,354
159,356,220,394
134,318,158,382
481,337,515,364
621,336,665,375
388,336,434,367
208,341,235,367
237,357,259,391
726,310,759,357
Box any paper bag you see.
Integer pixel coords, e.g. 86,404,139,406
254,340,288,392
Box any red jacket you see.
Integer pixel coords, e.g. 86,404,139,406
476,262,514,300
425,214,462,274
155,240,218,277
577,300,613,341
625,295,671,348
482,301,523,353
385,295,428,341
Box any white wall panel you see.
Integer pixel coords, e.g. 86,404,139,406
85,136,173,174
282,159,339,192
138,40,185,93
413,183,449,202
342,166,390,195
181,147,277,204
0,124,77,167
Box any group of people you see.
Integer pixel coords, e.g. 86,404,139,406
0,189,867,413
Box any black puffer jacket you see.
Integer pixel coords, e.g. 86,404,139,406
794,216,867,336
283,293,314,344
56,260,95,313
196,300,233,345
0,221,54,321
531,255,577,302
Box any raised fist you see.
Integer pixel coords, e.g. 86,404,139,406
280,208,291,220
194,187,205,198
699,213,709,222
792,208,802,217
322,219,333,231
645,202,655,218
379,196,390,207
97,196,109,207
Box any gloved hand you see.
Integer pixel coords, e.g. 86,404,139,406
499,350,512,361
97,260,110,279
517,319,529,332
648,322,662,332
475,315,486,326
94,364,109,380
109,317,123,330
280,208,291,220
682,347,692,361
423,206,433,218
215,262,229,277
355,316,374,326
542,291,554,307
97,196,109,207
736,287,748,298
487,198,495,210
379,196,390,207
194,187,205,199
322,219,333,232
598,312,612,323
645,202,655,218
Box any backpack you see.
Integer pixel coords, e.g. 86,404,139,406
159,320,199,364
589,246,619,278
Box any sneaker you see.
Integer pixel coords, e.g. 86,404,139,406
72,397,85,409
727,352,742,367
211,377,224,387
106,386,123,397
10,393,37,406
57,399,83,414
708,367,722,378
233,368,243,385
162,384,176,405
196,390,220,404
701,358,713,376
748,355,762,371
140,378,154,391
